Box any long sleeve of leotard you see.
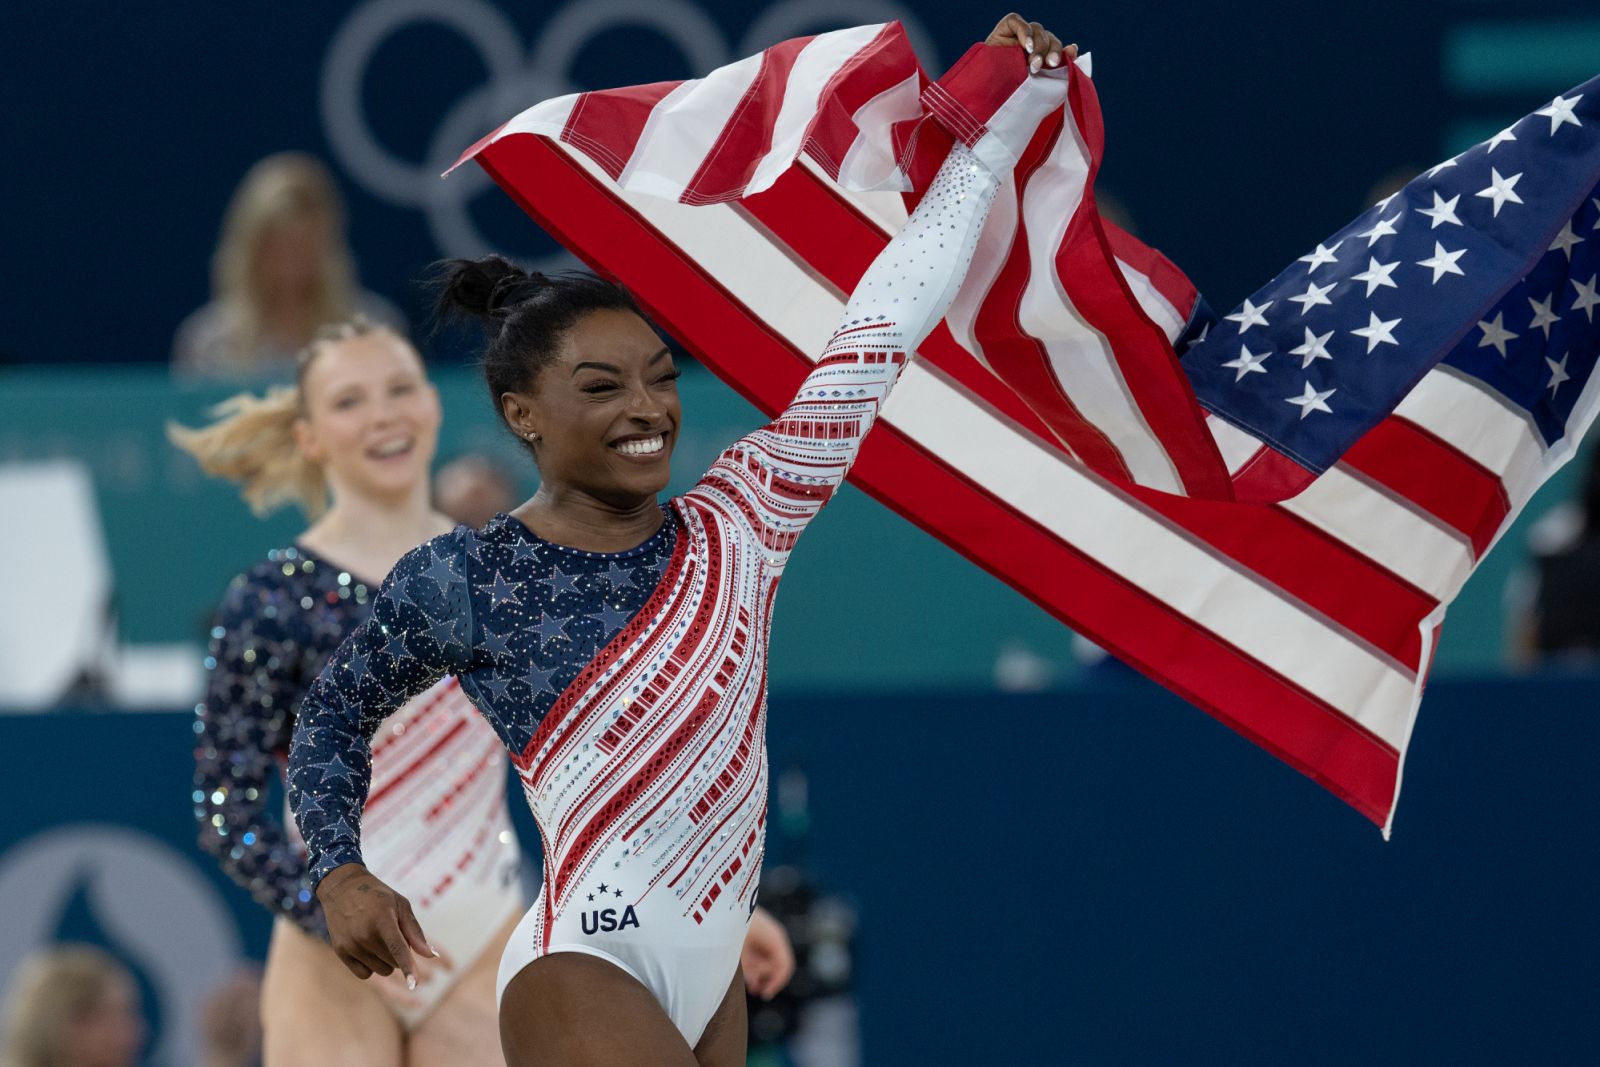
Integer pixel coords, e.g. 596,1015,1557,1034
194,574,326,936
286,532,475,887
689,140,1001,568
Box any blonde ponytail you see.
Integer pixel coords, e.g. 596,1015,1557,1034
168,384,328,519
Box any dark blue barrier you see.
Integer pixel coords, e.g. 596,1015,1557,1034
2,673,1595,1063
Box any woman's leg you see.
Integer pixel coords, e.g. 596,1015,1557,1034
691,971,748,1067
403,913,520,1067
499,953,700,1067
260,918,404,1067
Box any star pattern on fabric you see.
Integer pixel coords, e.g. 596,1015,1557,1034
1416,191,1462,229
1476,312,1518,358
1527,294,1560,339
1351,311,1401,353
1357,213,1400,247
1288,281,1337,315
1546,353,1572,396
1569,275,1600,322
1222,345,1269,381
1298,242,1341,274
1290,328,1335,369
1225,297,1272,333
480,570,524,611
1476,168,1524,217
1549,221,1584,260
1351,256,1401,296
1416,242,1468,284
1535,93,1583,136
1286,382,1335,419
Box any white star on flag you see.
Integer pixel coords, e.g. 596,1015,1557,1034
1476,168,1525,217
1298,242,1342,274
1290,327,1335,369
1416,241,1468,283
1427,157,1459,178
1593,197,1600,231
1549,221,1584,259
1546,352,1572,396
1535,93,1583,135
1286,381,1336,419
1225,297,1272,333
1352,311,1401,353
1571,274,1600,322
1222,345,1270,381
1476,311,1518,357
1357,213,1401,246
1416,191,1462,229
1288,280,1337,315
1486,126,1518,153
1528,293,1560,338
1352,256,1401,296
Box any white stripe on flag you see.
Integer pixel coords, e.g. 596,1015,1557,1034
1395,368,1543,507
798,154,908,235
748,25,893,193
831,72,923,192
621,55,763,199
1115,258,1185,341
491,94,579,145
1281,465,1475,602
1018,114,1184,492
1206,413,1268,476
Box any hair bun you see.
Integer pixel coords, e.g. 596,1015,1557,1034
432,255,548,326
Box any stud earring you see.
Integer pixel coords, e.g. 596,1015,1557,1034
524,430,541,442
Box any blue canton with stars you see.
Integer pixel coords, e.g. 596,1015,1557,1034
287,510,677,884
1182,74,1600,473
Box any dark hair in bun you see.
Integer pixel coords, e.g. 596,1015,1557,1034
431,255,645,435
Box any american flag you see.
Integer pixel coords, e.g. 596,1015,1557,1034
451,23,1600,831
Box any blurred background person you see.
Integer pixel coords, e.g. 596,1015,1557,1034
432,452,519,530
0,945,146,1067
1507,448,1600,667
172,153,406,381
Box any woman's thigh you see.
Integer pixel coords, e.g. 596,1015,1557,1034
499,952,700,1067
405,913,520,1067
692,972,747,1067
260,919,402,1067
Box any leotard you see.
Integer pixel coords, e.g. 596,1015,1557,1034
288,134,1009,1044
195,546,521,1027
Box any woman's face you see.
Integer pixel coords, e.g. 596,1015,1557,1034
296,332,442,506
70,975,146,1067
253,215,328,300
507,308,682,507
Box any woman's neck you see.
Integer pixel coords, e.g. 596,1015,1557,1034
512,485,664,553
298,482,452,585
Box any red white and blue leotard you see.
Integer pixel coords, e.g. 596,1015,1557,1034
288,139,1003,1044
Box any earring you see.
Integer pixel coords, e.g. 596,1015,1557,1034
524,430,540,442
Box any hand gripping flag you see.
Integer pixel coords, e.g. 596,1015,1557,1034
451,23,1600,832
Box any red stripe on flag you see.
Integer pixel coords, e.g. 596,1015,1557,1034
1343,416,1511,556
1057,67,1232,499
1102,218,1198,323
472,132,1404,825
561,82,681,180
684,37,813,204
800,23,918,179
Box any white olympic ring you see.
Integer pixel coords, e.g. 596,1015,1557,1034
321,0,940,265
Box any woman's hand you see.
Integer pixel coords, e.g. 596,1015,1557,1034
741,906,797,1000
315,863,435,987
986,13,1078,74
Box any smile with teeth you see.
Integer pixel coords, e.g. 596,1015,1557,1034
613,434,666,456
368,438,414,459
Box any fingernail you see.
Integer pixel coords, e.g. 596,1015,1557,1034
1047,51,1061,67
407,974,416,991
1029,55,1042,73
1023,38,1034,54
428,942,438,957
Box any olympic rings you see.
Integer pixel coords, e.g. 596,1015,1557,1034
320,0,939,263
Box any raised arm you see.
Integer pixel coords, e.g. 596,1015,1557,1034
195,573,325,937
690,31,1067,567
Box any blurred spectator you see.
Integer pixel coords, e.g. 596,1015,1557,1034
1507,449,1600,667
198,968,262,1067
172,153,405,380
0,945,146,1067
434,452,519,530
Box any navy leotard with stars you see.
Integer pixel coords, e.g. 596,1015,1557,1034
288,508,676,883
194,547,377,935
